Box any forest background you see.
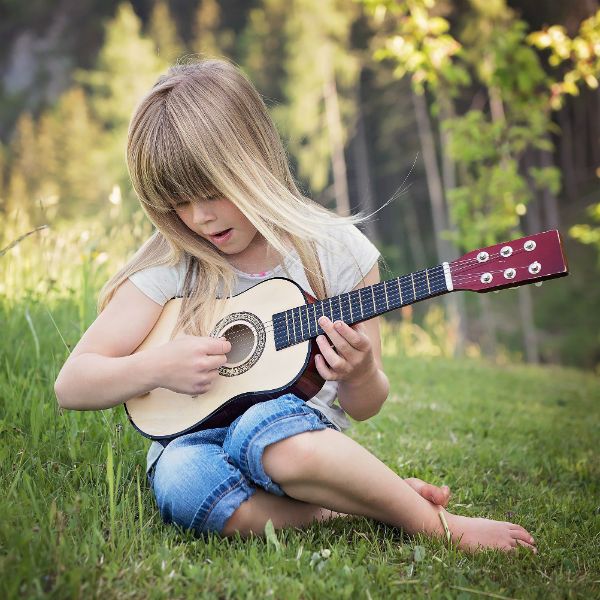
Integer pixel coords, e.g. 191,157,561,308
1,0,600,371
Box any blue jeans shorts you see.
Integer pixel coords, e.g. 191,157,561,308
147,394,337,536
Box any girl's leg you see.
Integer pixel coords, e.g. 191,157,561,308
221,489,341,537
262,428,537,553
221,479,449,538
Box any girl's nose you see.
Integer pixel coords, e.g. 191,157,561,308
191,202,215,224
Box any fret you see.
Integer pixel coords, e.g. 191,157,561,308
291,308,297,343
338,295,344,322
425,268,431,295
397,277,403,305
400,274,414,304
384,280,389,310
361,287,375,317
331,295,342,322
371,285,376,315
328,297,333,321
298,306,306,340
340,292,351,323
285,311,290,345
315,301,325,335
374,282,387,314
387,278,401,309
411,273,416,299
350,289,363,321
348,291,354,321
357,288,364,317
414,270,428,300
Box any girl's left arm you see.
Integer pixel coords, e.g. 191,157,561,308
315,262,390,421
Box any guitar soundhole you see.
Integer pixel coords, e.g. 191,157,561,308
223,323,255,364
211,312,266,377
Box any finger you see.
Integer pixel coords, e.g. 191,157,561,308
318,316,354,359
342,320,371,351
315,353,337,381
316,333,345,372
204,337,231,355
207,355,228,369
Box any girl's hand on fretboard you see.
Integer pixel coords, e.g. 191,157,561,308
314,316,376,384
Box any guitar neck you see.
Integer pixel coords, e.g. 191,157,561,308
273,263,453,350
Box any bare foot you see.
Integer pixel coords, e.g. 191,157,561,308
443,511,537,553
404,477,451,507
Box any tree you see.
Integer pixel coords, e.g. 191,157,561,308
363,0,469,355
148,0,186,65
274,0,360,215
191,0,234,58
74,2,167,204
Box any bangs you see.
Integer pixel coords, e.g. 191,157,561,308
138,115,221,213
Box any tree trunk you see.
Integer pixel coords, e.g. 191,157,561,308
478,292,497,360
438,92,467,357
351,69,379,243
539,146,560,230
322,45,351,217
411,90,449,260
412,89,465,357
518,285,539,363
522,148,542,233
558,104,577,205
402,199,428,267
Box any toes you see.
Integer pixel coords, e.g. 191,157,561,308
510,528,535,545
514,539,538,554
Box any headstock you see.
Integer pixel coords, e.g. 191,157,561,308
449,230,569,293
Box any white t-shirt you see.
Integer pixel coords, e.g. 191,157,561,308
128,223,380,472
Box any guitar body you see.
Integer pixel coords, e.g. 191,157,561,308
125,277,325,439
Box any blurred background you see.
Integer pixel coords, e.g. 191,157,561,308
1,0,599,372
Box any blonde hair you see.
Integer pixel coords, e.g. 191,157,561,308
98,58,374,337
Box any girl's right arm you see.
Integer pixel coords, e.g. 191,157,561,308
54,280,230,411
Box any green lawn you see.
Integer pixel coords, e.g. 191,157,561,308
1,297,599,599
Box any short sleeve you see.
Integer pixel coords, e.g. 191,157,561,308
128,263,181,306
319,224,381,296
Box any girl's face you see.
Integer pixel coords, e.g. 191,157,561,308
174,196,260,255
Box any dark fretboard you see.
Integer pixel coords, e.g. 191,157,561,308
273,264,450,351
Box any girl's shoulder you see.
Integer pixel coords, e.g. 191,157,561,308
316,222,381,295
128,255,188,306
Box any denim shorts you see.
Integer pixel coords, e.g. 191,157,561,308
147,393,337,536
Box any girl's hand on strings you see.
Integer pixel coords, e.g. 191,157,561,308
152,334,231,396
315,316,376,384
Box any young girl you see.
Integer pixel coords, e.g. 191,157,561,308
54,59,536,553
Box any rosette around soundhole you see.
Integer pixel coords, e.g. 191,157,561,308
211,311,266,377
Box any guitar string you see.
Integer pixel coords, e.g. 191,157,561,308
215,262,543,347
209,245,534,343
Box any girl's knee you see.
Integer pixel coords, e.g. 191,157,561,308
223,395,326,491
262,430,324,482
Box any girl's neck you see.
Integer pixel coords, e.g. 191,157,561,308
225,232,287,274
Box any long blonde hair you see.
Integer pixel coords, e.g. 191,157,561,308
98,58,375,337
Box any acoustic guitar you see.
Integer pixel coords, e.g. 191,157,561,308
125,229,569,439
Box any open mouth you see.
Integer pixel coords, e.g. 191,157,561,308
210,228,233,242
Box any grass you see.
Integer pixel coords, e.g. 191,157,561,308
1,289,599,600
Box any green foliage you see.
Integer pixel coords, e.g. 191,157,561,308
369,0,470,94
272,0,360,193
528,10,600,108
73,3,167,194
570,203,600,266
